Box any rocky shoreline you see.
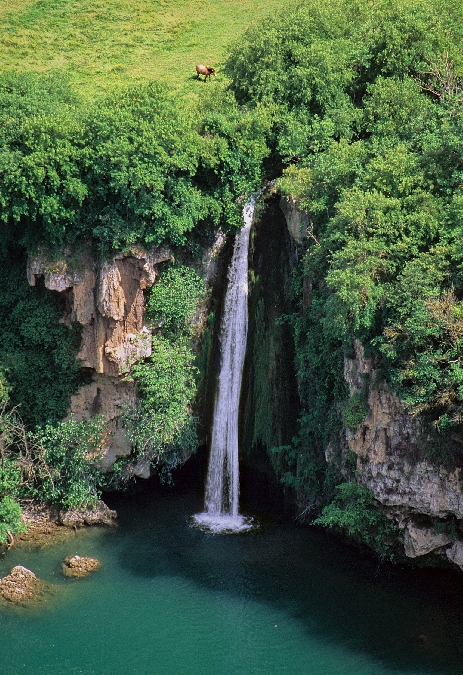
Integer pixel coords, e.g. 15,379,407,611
0,501,114,605
12,499,117,549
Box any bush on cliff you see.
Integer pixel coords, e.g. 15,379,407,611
27,417,106,509
226,0,463,512
314,483,399,560
120,265,206,480
0,75,270,254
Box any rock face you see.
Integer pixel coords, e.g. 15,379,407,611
343,339,463,567
27,246,170,470
62,555,101,578
28,246,170,377
403,523,452,558
69,374,136,471
446,540,463,569
59,500,117,528
0,566,45,604
279,197,309,244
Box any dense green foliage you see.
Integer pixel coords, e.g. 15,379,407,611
121,265,206,479
314,483,399,560
0,496,26,545
28,417,105,509
0,74,270,254
0,396,105,540
0,250,86,428
146,265,206,336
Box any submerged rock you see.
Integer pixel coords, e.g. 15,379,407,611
0,566,45,604
61,555,101,578
59,500,117,528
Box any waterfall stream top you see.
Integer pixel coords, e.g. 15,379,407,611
193,196,257,534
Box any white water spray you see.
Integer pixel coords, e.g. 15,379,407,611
193,196,256,533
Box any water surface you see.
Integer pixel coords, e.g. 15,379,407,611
1,490,463,675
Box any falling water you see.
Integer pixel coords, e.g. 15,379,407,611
193,196,256,533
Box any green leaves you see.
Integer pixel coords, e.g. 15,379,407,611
121,264,205,478
124,335,199,475
146,265,206,337
380,289,463,426
0,74,271,254
29,417,105,509
82,83,213,250
314,483,398,559
0,250,85,428
0,496,26,545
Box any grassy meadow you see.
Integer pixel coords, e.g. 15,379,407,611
0,0,285,97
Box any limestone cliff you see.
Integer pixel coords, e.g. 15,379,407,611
280,198,463,571
27,245,169,471
28,246,170,376
343,340,463,569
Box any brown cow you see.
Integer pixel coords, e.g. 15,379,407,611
196,64,216,82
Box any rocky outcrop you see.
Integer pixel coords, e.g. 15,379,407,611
27,245,170,469
69,374,136,471
279,197,309,244
0,566,46,604
28,245,170,377
403,523,452,558
59,500,117,528
343,339,463,567
446,540,463,571
61,555,101,578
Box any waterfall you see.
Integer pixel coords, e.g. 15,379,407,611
193,196,256,533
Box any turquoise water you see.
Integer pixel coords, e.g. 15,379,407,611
1,489,463,675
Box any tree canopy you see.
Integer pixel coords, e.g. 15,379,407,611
227,0,463,430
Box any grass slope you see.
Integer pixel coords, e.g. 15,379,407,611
0,0,285,96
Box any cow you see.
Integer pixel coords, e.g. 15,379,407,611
196,64,216,82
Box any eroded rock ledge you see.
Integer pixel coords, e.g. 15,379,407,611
344,339,463,570
27,245,170,377
16,500,117,549
59,500,117,528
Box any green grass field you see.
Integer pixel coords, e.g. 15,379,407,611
0,0,285,97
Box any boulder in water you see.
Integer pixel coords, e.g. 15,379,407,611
62,555,101,578
0,566,45,604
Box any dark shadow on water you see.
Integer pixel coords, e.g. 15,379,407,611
104,469,463,675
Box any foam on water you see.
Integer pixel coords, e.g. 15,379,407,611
191,512,255,534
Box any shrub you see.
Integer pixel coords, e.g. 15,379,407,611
28,417,105,509
342,392,369,430
0,496,26,545
314,483,399,559
146,265,206,337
